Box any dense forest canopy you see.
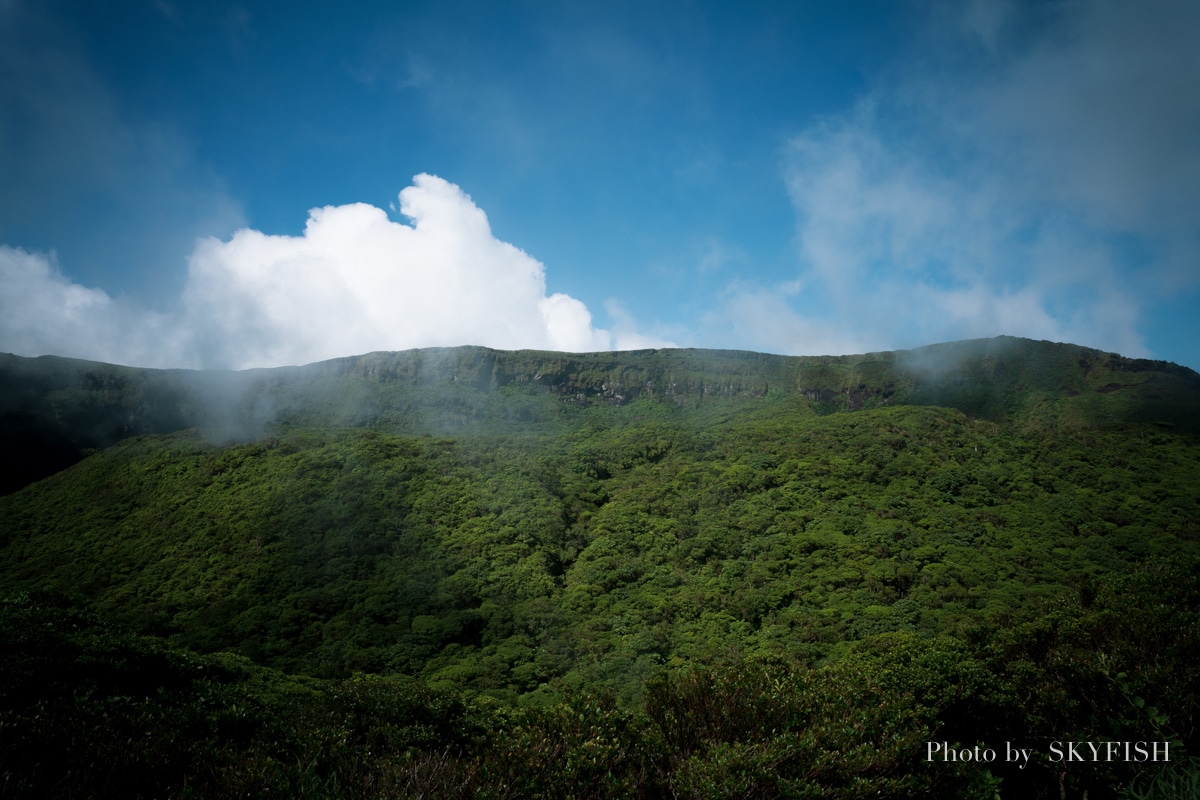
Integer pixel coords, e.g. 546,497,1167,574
2,336,1198,798
3,336,1198,495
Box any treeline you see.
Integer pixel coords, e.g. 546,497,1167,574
3,557,1198,799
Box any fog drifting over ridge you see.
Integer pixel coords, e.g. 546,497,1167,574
0,175,672,369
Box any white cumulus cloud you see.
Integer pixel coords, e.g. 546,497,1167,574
1,174,651,369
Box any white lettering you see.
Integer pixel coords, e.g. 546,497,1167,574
1005,742,1033,769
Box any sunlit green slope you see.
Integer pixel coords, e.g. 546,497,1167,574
4,402,1197,701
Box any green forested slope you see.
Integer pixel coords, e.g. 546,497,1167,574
3,404,1197,700
2,337,1200,799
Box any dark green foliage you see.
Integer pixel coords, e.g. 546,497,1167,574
8,567,1194,798
970,559,1200,799
1118,757,1200,800
0,592,477,798
643,640,1000,799
2,337,1199,798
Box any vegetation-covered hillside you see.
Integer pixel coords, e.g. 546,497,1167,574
3,336,1198,494
2,337,1198,798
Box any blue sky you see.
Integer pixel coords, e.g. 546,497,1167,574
2,0,1197,370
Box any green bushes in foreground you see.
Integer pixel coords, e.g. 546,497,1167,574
4,558,1197,799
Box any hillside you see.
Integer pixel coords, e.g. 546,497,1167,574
4,403,1198,681
2,336,1199,798
3,336,1198,495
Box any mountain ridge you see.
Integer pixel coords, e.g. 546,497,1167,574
3,335,1198,495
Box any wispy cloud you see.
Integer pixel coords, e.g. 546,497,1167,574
705,286,874,358
603,300,675,351
718,0,1198,360
0,246,182,367
1,176,664,369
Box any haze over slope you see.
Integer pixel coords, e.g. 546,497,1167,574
2,336,1197,496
